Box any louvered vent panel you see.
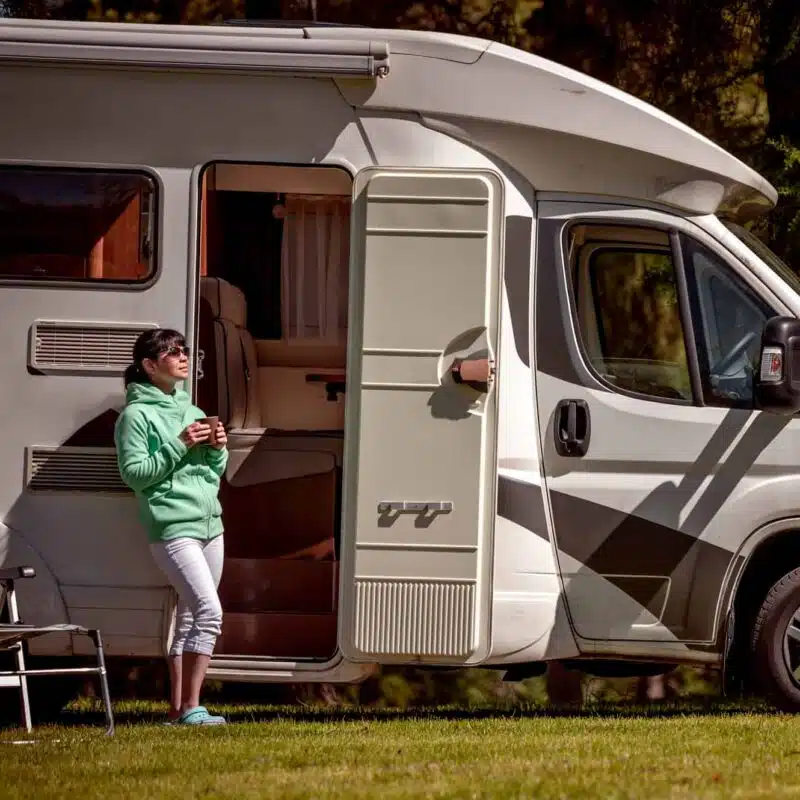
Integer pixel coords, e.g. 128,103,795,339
31,321,157,373
352,579,476,657
27,447,129,493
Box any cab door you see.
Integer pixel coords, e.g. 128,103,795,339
339,168,504,665
533,200,788,647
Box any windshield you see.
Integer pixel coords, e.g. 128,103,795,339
722,220,800,296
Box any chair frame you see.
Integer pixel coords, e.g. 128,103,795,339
0,566,114,736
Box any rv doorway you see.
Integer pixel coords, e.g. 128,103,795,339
195,162,352,662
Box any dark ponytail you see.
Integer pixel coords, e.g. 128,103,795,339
124,327,187,388
123,362,149,388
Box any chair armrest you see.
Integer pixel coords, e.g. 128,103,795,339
0,566,36,582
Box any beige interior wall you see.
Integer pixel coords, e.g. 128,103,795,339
212,163,352,196
255,339,346,369
258,365,346,431
255,339,347,430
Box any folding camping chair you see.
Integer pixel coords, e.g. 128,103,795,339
0,566,114,735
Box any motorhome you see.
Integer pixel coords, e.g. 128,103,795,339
3,17,800,711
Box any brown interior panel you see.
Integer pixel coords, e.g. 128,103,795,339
226,442,339,488
220,470,337,560
219,559,338,614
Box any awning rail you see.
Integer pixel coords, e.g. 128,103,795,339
0,23,390,77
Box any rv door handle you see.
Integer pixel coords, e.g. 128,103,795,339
451,357,494,390
554,399,591,457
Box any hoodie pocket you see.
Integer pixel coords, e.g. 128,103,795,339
145,476,173,503
198,472,223,518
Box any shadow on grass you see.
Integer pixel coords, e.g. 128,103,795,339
19,697,780,731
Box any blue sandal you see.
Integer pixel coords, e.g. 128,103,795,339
178,706,227,726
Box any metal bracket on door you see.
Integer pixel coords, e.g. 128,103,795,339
196,349,205,381
376,501,453,530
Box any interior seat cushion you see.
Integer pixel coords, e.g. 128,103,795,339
200,276,261,430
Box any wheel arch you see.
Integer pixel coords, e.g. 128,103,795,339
719,520,800,686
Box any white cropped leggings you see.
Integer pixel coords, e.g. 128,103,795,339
150,535,224,657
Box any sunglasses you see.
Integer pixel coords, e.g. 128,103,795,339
160,345,191,359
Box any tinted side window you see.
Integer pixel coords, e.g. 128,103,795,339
569,225,692,402
683,238,773,407
0,167,156,283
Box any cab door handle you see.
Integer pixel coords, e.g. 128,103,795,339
554,399,591,457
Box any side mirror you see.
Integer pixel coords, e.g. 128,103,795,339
755,316,800,415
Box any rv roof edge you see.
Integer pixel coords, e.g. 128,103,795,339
221,19,368,29
0,24,386,53
0,17,309,37
0,30,391,78
0,17,777,213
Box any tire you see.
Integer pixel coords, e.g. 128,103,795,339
750,566,800,711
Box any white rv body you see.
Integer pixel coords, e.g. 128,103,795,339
0,18,798,691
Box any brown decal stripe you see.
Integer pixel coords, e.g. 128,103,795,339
503,216,532,367
497,476,549,541
549,490,733,641
495,477,732,642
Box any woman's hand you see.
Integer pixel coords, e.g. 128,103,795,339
211,422,227,450
180,421,211,448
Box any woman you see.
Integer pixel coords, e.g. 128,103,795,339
114,328,229,726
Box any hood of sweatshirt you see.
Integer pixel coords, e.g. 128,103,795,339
125,381,192,411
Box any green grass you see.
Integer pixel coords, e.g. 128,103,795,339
1,700,799,798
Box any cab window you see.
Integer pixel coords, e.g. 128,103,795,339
567,222,776,408
569,224,692,402
683,237,773,407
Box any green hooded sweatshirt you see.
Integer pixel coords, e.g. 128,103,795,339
114,382,228,544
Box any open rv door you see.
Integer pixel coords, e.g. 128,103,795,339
339,168,504,666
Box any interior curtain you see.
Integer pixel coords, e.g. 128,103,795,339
279,195,350,343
